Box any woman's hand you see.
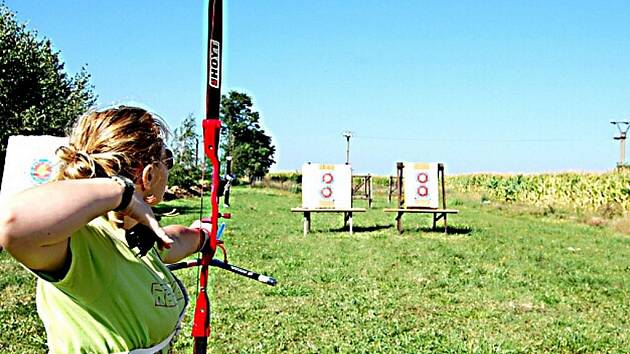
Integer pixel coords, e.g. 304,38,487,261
189,219,212,234
121,191,174,248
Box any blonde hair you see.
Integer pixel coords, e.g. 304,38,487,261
56,106,170,181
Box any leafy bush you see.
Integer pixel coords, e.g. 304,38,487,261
168,114,202,189
0,3,96,179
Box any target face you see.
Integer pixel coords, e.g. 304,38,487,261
301,163,352,209
320,172,335,201
403,162,439,208
30,159,55,184
320,187,333,198
1,135,69,203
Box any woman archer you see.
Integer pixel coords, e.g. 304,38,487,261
0,106,211,353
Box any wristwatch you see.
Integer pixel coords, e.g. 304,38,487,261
110,175,135,212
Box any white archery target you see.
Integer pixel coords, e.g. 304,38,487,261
302,163,352,209
0,135,69,203
403,162,439,208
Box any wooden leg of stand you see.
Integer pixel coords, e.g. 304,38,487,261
303,212,311,236
444,214,448,234
396,211,403,234
349,213,353,234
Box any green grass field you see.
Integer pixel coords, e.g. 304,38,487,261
1,187,630,353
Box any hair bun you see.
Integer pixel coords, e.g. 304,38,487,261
56,145,100,179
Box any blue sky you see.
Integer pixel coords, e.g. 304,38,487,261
7,1,630,175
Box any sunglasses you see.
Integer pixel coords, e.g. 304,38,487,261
161,148,174,170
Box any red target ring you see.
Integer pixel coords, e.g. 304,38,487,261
417,172,428,183
322,173,334,184
417,186,428,197
321,187,333,198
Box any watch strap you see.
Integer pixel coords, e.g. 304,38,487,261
110,175,135,212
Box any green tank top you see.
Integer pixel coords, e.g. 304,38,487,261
35,217,188,353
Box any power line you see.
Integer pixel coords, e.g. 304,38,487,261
353,134,605,143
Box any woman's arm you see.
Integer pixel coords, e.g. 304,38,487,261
161,224,203,264
0,178,172,272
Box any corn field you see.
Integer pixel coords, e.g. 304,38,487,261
447,171,630,214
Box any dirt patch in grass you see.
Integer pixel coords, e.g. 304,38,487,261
611,215,630,234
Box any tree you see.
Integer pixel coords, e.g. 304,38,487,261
168,113,202,189
0,3,96,179
220,91,275,183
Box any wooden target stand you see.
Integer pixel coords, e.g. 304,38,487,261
290,207,366,235
291,167,366,235
387,175,398,203
384,162,458,234
352,174,373,208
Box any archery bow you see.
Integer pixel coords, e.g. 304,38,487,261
165,1,276,353
123,1,275,352
191,0,223,351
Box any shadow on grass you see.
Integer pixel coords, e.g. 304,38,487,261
415,225,474,235
152,204,198,219
330,224,394,233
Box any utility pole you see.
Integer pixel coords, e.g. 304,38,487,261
611,121,630,168
342,131,353,165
